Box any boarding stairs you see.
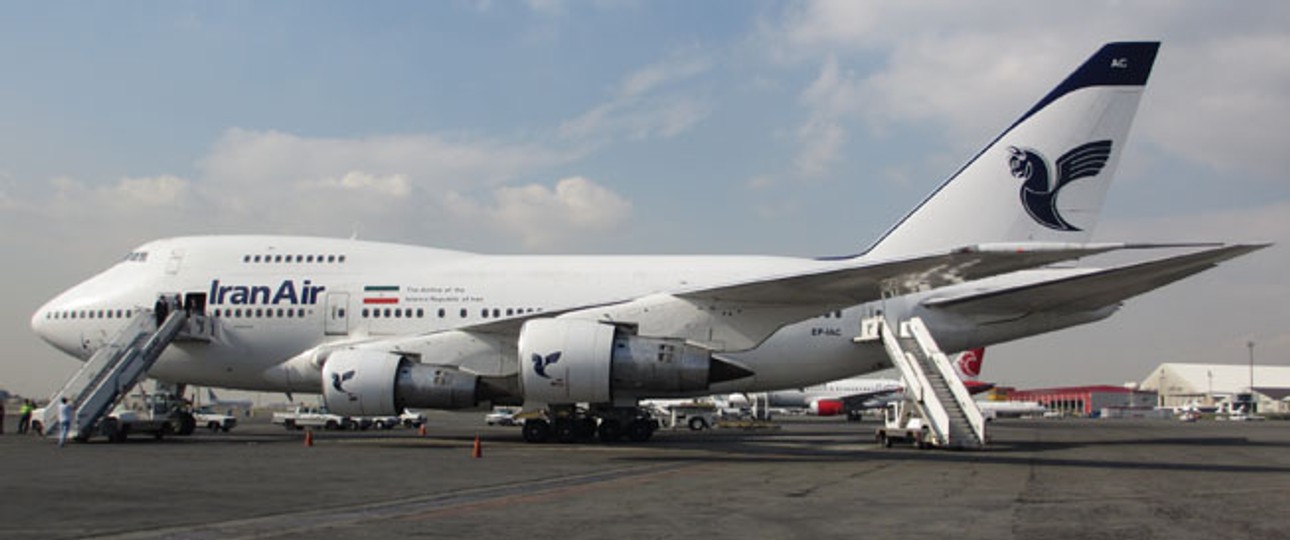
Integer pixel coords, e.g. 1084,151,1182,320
41,309,188,440
863,317,987,449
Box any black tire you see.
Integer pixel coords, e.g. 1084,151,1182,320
597,419,623,443
688,417,708,431
374,420,387,430
101,419,120,443
554,419,579,444
325,420,340,430
176,414,197,436
284,419,297,431
626,419,654,442
31,421,43,434
208,422,221,432
521,419,551,443
880,433,893,448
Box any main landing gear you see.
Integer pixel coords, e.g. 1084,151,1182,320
520,405,657,444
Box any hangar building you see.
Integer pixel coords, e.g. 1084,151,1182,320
1140,363,1290,413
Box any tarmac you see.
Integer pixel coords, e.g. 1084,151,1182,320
1,412,1288,540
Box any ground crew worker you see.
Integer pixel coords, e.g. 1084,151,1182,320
18,399,33,434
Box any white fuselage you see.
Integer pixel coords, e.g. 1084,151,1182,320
31,235,1113,399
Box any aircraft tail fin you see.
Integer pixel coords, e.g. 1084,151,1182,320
953,348,985,381
864,42,1160,260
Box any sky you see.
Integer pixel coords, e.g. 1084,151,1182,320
2,1,1287,398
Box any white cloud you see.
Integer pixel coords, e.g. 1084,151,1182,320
0,129,626,253
1142,35,1290,177
308,171,412,198
109,175,193,207
763,1,1290,180
560,55,713,141
451,176,633,250
794,56,862,177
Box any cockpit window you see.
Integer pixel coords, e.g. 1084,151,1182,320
124,251,148,262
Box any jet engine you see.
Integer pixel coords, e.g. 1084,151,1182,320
321,349,479,416
518,318,753,405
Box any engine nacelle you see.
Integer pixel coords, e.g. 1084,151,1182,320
321,349,479,416
809,399,845,416
519,318,747,405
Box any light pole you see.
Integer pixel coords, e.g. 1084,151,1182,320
1248,340,1256,412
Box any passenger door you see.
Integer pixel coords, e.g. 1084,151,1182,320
325,293,349,336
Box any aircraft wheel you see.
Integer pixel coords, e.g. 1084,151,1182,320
597,419,623,442
554,419,579,444
626,419,654,442
522,419,551,443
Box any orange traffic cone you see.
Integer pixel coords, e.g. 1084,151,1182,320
304,429,314,447
472,435,482,458
418,423,427,437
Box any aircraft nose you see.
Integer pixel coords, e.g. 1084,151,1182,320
30,303,52,344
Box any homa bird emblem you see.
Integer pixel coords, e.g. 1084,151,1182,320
1007,140,1113,231
331,369,358,401
531,352,561,379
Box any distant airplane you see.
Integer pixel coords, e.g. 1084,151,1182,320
728,349,993,418
32,42,1265,444
200,388,251,409
977,400,1047,419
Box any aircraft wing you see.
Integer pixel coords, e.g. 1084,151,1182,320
921,244,1268,315
837,388,904,411
676,243,1128,305
563,243,1131,351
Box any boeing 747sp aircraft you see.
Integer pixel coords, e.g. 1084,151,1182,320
31,42,1265,443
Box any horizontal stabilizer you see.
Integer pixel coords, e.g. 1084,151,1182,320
922,244,1269,314
683,242,1129,306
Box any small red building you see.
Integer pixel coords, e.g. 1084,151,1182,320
1002,385,1157,416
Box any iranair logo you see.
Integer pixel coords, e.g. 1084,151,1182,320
331,369,358,401
531,352,561,379
1007,140,1113,231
